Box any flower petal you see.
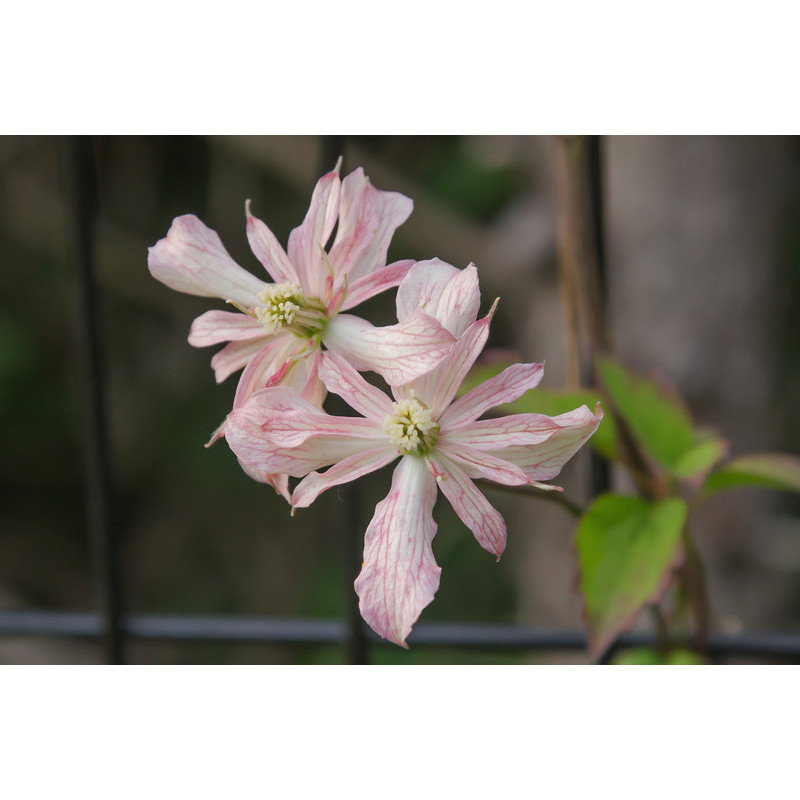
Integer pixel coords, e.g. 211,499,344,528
322,311,455,386
439,362,545,429
428,453,507,558
287,164,341,297
292,446,399,508
437,441,530,486
489,404,604,481
229,334,304,406
318,351,394,421
329,168,413,288
210,338,273,384
396,259,480,337
339,259,415,312
439,412,561,449
188,309,268,348
148,215,265,307
236,459,292,504
245,200,301,285
422,305,495,416
225,388,384,477
354,456,440,646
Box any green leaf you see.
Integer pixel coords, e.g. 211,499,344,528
595,355,727,481
612,647,706,665
460,356,618,459
703,452,800,496
576,494,688,661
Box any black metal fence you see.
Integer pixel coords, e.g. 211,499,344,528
3,135,799,665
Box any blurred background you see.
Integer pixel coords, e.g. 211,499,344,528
1,135,799,664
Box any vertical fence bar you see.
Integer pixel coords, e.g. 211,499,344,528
63,135,125,664
554,135,611,496
319,135,368,664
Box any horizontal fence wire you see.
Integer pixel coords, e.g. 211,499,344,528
0,610,799,658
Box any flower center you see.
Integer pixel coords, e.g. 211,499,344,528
254,282,327,338
383,394,440,456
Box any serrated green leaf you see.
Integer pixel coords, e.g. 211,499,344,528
576,494,688,661
595,355,727,481
460,357,618,459
704,452,800,496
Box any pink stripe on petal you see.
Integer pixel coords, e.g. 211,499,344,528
396,259,462,322
339,260,415,311
318,351,394,421
438,441,530,486
230,334,303,407
322,311,455,386
440,412,560,449
428,308,494,417
147,215,265,307
287,165,341,296
428,453,507,558
231,386,384,448
489,404,604,481
439,362,545,429
245,201,301,285
292,446,399,508
210,338,272,384
355,456,440,646
188,309,268,347
329,168,413,286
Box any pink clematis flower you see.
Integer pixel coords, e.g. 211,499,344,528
147,161,456,463
224,260,603,646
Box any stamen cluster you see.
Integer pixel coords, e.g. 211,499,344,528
255,282,327,337
383,394,440,455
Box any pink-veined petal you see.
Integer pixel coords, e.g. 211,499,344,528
489,404,604,481
225,388,386,477
437,441,530,486
236,459,292,504
230,386,385,448
245,200,301,285
423,304,496,416
188,309,268,348
148,215,265,307
354,456,440,646
318,351,394,421
440,362,545,429
428,453,507,558
296,348,327,407
230,334,304,407
329,168,413,289
339,259,415,312
292,446,399,509
287,164,341,297
440,413,562,449
322,311,455,386
396,259,480,337
210,338,273,384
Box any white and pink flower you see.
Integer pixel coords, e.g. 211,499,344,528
148,162,455,431
225,261,603,645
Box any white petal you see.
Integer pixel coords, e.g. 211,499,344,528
428,453,507,558
396,259,481,337
318,351,394,421
292,446,399,508
148,215,265,307
440,362,545,429
245,200,301,285
339,260,415,311
354,456,440,646
188,309,267,347
322,312,454,386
